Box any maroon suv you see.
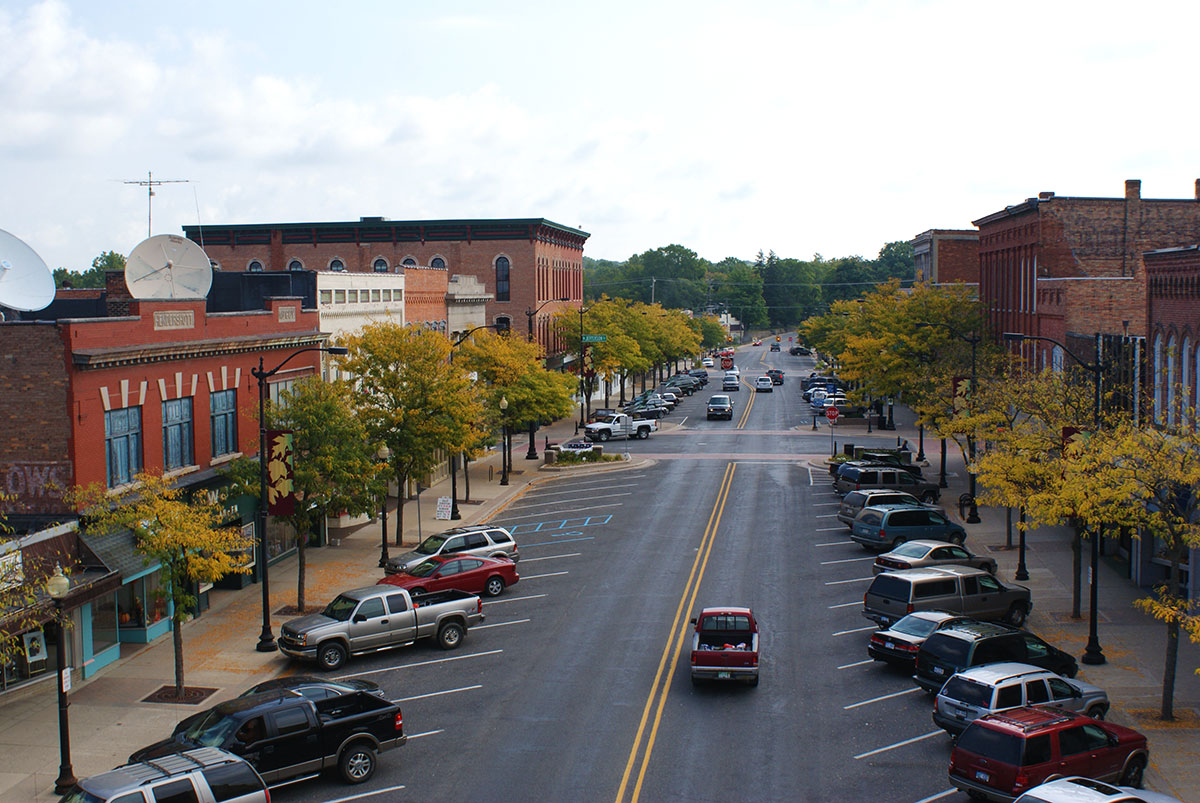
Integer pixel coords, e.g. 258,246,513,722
948,706,1148,801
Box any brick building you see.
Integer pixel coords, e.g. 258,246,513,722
910,229,979,285
974,179,1200,367
182,218,589,362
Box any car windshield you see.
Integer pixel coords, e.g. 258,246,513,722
891,615,940,638
942,677,992,706
955,725,1023,765
414,533,449,555
182,709,240,747
709,397,730,405
890,543,931,559
407,559,440,578
57,789,105,803
322,595,359,621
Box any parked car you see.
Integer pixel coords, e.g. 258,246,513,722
789,345,811,355
851,505,966,550
702,357,714,367
914,621,1078,693
867,611,971,668
1013,777,1182,803
689,606,760,686
557,438,595,454
585,412,658,441
59,748,268,803
625,402,668,419
688,368,710,385
934,662,1110,736
173,675,386,737
279,585,485,670
378,553,519,598
132,690,406,785
754,376,773,392
706,394,734,420
722,375,741,391
766,368,784,384
949,708,1149,800
837,489,929,528
385,525,519,574
862,566,1032,629
834,463,941,502
664,375,699,395
858,450,923,476
874,539,997,575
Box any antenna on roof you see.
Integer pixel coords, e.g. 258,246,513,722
123,171,191,238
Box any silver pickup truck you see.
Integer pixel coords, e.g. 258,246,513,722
279,585,484,671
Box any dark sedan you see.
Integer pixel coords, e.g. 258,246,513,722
867,611,971,667
378,554,519,597
706,394,734,420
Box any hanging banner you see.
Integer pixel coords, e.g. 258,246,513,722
952,375,971,416
266,429,296,515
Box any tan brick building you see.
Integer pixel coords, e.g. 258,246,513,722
910,229,979,285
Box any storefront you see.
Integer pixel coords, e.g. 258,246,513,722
1131,532,1197,601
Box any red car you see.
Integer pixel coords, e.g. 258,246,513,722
378,554,518,598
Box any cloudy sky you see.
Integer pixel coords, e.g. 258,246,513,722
2,0,1198,275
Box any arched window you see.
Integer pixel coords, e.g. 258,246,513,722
1153,334,1163,424
1167,335,1178,428
373,258,388,273
288,259,304,272
495,256,510,302
402,257,416,266
1182,337,1192,429
1050,345,1064,373
247,260,264,272
329,259,345,272
431,257,446,269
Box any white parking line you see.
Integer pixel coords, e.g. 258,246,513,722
855,730,943,759
844,687,921,710
827,601,861,609
320,784,409,803
824,576,873,585
335,649,503,679
832,625,876,636
496,502,623,521
506,492,632,511
475,618,532,631
406,729,443,739
523,482,640,498
520,571,568,580
812,502,841,507
520,553,581,562
815,513,838,518
912,790,957,803
393,684,482,702
814,541,849,547
808,467,815,484
820,556,874,565
484,594,545,606
837,659,874,670
816,526,846,532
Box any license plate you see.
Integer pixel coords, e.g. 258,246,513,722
974,770,990,782
884,641,894,650
933,666,944,675
717,671,731,679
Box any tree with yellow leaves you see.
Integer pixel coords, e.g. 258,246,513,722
455,328,576,435
0,493,72,670
69,472,250,699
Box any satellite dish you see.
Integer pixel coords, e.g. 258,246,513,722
0,228,55,312
125,234,213,300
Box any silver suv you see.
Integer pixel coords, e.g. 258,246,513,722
384,525,518,574
934,662,1109,736
59,747,267,803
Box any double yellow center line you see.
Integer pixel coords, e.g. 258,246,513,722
614,462,737,803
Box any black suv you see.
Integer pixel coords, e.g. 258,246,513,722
706,395,734,420
913,621,1078,693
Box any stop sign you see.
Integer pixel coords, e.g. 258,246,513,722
721,357,733,370
825,406,839,422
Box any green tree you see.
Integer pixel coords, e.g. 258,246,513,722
70,472,250,698
457,329,577,433
0,493,72,669
53,250,125,288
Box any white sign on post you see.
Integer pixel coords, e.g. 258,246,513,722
435,496,453,520
61,667,71,693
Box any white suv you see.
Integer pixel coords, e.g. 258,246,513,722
934,662,1109,736
384,525,519,574
61,747,267,803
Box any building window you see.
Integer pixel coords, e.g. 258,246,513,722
334,289,345,303
162,398,194,470
1154,334,1163,424
1167,335,1177,428
431,257,445,269
104,406,141,488
319,290,332,304
269,380,295,406
402,257,416,266
247,260,264,272
496,256,510,302
373,258,388,273
92,594,119,655
495,315,511,333
330,259,345,272
288,259,304,271
1051,346,1064,373
1182,338,1191,430
211,389,238,457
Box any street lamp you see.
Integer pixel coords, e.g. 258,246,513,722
1015,505,1029,581
449,325,501,520
917,322,982,523
499,396,509,486
577,304,594,427
525,297,570,459
376,445,390,568
1003,331,1105,665
47,564,75,794
251,344,348,653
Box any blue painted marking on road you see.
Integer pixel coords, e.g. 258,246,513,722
508,514,612,535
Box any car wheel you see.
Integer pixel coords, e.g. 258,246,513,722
637,427,650,439
1004,603,1028,627
950,533,965,546
318,642,347,672
437,621,465,650
1120,755,1146,787
410,587,427,596
484,576,506,597
690,674,700,687
746,674,759,687
921,491,939,503
599,430,610,442
339,742,377,783
892,536,905,550
1086,703,1107,720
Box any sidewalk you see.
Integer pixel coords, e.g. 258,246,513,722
822,406,1200,802
0,412,600,801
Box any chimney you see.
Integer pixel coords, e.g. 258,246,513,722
1038,191,1054,200
1194,178,1200,201
1125,179,1141,200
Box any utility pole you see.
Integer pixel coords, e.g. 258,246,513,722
123,171,190,237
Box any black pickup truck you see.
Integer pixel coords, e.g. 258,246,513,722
130,689,405,785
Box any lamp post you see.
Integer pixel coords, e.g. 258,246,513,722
251,345,347,653
917,322,981,523
499,396,509,486
1003,331,1105,665
577,304,594,426
376,445,390,568
525,297,570,459
1015,505,1029,581
47,565,75,795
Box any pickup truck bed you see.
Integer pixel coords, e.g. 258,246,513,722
690,607,760,686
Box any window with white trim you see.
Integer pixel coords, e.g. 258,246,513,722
105,406,142,487
162,397,194,470
211,389,238,457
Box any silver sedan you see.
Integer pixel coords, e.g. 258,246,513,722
873,539,998,575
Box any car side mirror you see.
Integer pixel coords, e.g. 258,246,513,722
352,614,367,623
689,617,697,625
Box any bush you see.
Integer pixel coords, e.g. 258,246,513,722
554,450,623,466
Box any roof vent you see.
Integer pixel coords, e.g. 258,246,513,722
1038,192,1054,200
360,216,386,223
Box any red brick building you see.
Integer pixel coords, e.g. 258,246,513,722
1144,245,1200,428
910,229,979,285
183,218,589,361
974,180,1200,366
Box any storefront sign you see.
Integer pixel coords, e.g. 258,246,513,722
435,496,453,520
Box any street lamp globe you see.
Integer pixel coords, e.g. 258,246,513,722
47,564,70,600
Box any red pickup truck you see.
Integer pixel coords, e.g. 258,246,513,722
689,607,760,686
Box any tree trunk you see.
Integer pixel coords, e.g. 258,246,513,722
173,599,185,698
1161,547,1185,720
604,378,610,408
394,474,408,546
296,530,307,612
619,372,627,405
463,454,471,502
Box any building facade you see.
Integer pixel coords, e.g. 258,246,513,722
910,229,979,285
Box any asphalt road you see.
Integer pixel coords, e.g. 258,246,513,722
275,344,970,803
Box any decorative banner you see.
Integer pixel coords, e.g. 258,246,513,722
952,375,971,416
266,429,296,516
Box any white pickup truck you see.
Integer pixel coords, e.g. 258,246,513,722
584,412,657,441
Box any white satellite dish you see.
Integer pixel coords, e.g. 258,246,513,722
0,228,55,312
125,234,213,300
